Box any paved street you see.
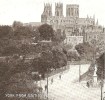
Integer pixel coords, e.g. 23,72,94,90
37,64,101,100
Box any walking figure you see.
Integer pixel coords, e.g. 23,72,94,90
59,74,61,79
51,78,53,84
45,85,47,91
39,87,43,93
86,81,90,88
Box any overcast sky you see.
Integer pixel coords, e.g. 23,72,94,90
0,0,105,26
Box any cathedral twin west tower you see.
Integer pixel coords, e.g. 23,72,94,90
41,3,103,46
41,3,79,20
41,3,96,35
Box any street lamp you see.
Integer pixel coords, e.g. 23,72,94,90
101,71,104,100
46,68,49,100
79,60,81,82
39,74,42,87
101,81,103,100
103,80,105,100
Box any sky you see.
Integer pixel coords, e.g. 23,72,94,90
0,0,105,26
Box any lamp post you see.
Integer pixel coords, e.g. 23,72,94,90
79,60,81,82
46,68,49,100
39,74,41,87
47,75,48,99
101,81,103,100
101,71,104,100
103,80,105,100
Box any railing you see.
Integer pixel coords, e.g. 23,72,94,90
68,60,91,65
45,66,69,78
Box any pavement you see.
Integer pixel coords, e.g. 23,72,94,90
36,64,101,100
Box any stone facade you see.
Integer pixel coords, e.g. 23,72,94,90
64,36,83,48
41,3,105,45
41,3,96,34
84,25,104,42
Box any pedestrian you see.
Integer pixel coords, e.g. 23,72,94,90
45,85,47,91
86,81,90,88
51,78,53,84
39,87,43,93
59,74,61,79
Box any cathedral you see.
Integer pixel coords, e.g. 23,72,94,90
24,3,104,47
41,3,96,35
41,3,104,46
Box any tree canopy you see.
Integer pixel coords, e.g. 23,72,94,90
0,25,13,38
75,42,94,60
96,52,105,79
38,24,54,40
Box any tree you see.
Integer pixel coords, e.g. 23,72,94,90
96,53,105,79
52,29,66,44
90,38,105,58
38,24,54,40
0,57,28,99
75,42,94,60
63,44,73,52
2,45,20,56
67,50,80,61
0,55,42,100
52,48,67,69
0,25,13,38
32,50,53,74
12,21,23,30
13,26,35,39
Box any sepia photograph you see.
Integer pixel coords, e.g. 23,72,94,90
0,0,105,100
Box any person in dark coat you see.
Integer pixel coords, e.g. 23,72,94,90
59,74,61,79
86,81,90,88
45,85,47,91
51,78,53,84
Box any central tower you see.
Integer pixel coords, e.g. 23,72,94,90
55,3,63,17
66,4,79,18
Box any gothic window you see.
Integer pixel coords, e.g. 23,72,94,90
75,9,77,16
57,11,59,16
71,8,73,16
69,8,70,16
77,8,79,16
49,11,51,16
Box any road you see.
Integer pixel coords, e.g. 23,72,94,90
37,64,101,100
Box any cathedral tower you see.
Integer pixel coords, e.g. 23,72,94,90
55,3,63,17
41,3,52,23
66,4,79,18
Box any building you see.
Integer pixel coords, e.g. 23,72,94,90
41,3,105,45
83,23,105,42
64,35,83,48
23,3,104,47
41,3,96,33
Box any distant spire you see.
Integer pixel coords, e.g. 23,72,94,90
96,19,98,25
44,3,46,12
93,14,95,25
87,15,88,18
